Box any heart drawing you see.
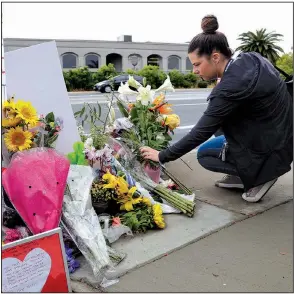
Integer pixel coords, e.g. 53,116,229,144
2,248,52,293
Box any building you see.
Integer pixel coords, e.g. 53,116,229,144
3,35,193,73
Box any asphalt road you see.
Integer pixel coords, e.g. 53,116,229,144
69,89,212,144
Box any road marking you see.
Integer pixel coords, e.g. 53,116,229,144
173,103,207,107
70,97,209,105
177,125,195,130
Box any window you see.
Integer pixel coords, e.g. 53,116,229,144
168,56,180,70
186,57,193,71
85,54,99,68
62,53,77,68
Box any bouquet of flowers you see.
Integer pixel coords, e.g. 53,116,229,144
113,75,180,171
2,96,63,155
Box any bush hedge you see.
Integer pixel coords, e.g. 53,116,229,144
63,64,204,91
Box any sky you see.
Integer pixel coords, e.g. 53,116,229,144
2,2,293,53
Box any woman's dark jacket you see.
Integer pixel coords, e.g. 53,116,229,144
159,52,293,191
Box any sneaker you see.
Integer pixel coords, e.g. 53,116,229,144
215,175,244,189
242,178,278,203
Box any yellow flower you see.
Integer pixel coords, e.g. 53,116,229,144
3,97,17,119
49,122,55,128
152,204,165,229
154,215,165,229
118,186,137,204
120,196,142,211
102,171,118,189
142,197,152,206
15,100,38,126
3,97,16,112
163,114,180,131
116,176,129,196
2,116,22,128
4,126,33,152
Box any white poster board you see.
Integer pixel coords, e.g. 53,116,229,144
4,41,80,155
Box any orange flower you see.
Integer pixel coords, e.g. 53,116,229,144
158,103,173,114
128,103,135,112
153,93,165,106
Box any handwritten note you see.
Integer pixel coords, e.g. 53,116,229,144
2,248,51,292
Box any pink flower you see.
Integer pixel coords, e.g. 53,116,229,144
85,147,96,160
55,126,61,131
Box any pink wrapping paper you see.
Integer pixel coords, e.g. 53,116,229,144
2,148,70,234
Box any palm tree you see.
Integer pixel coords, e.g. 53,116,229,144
236,29,284,64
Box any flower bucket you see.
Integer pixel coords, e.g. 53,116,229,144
92,201,108,215
144,163,161,184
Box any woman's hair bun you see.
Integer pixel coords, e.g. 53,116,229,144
201,15,219,34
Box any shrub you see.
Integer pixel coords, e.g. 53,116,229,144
197,81,208,88
168,70,185,88
184,72,198,88
137,65,166,89
125,69,138,75
92,63,117,84
63,67,93,91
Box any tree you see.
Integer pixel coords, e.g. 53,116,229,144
236,28,284,64
276,52,293,76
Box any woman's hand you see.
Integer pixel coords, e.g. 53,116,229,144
140,146,159,162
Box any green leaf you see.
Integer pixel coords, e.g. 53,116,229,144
45,112,55,123
117,101,129,118
74,110,81,117
80,106,85,118
97,102,101,118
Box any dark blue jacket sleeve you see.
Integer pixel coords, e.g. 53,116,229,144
158,96,241,164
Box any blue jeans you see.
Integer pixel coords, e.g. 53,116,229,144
197,135,239,176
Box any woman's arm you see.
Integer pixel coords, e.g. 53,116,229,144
158,96,241,164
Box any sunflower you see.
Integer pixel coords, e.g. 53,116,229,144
4,126,33,152
2,116,22,128
3,97,16,111
152,203,165,229
3,97,17,118
15,100,38,126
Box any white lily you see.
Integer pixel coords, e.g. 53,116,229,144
118,82,139,96
137,85,155,106
128,75,142,89
84,137,93,149
155,75,175,93
107,102,116,124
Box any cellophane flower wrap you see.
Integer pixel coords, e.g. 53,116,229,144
2,147,70,234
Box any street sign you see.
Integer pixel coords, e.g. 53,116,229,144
2,227,71,293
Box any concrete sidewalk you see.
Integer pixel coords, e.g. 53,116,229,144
70,154,293,292
107,201,293,292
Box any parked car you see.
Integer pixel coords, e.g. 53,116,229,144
93,74,144,93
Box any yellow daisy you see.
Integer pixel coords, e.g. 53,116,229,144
4,126,33,152
15,100,38,126
2,116,22,128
